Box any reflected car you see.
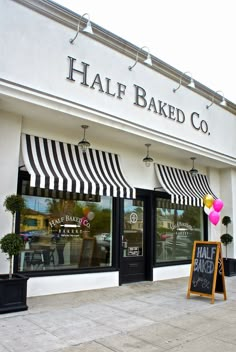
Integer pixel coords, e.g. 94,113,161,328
157,230,200,259
104,234,111,242
19,230,48,242
95,233,111,243
156,230,200,260
94,234,111,265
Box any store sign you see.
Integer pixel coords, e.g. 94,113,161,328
49,215,89,228
170,222,193,231
66,56,210,136
48,215,90,238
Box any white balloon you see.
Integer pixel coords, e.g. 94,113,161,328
204,206,213,215
87,211,95,221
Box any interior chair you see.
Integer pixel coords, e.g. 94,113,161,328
30,250,45,270
49,247,55,266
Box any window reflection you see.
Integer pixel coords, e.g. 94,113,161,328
155,198,203,262
123,199,144,257
19,195,112,271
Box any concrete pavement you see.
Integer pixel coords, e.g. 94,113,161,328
0,276,236,351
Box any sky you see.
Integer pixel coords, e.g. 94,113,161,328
53,0,236,105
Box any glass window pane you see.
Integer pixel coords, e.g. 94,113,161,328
155,198,203,263
122,199,144,257
18,194,112,272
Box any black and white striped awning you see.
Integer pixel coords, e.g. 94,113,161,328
155,163,217,207
21,134,136,199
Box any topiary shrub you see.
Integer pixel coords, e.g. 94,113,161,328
1,194,26,278
0,233,24,278
220,216,233,259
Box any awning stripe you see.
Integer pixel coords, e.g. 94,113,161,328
93,150,113,196
90,150,107,196
21,134,135,199
83,150,103,195
155,163,217,207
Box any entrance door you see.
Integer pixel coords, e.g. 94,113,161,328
119,197,148,284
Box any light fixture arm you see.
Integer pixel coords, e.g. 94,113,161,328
206,96,215,109
173,71,194,93
206,90,226,109
146,144,151,157
82,125,87,140
70,13,92,44
129,46,151,71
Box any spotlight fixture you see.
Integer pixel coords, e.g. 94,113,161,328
173,71,195,93
69,13,93,44
206,90,227,109
143,143,154,167
78,125,91,152
189,157,198,177
128,46,152,71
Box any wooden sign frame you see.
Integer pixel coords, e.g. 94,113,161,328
187,241,226,304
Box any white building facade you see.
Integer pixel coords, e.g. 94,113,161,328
0,0,236,297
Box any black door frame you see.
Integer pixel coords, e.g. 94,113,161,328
119,189,153,285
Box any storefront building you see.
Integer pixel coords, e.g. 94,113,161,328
0,0,236,297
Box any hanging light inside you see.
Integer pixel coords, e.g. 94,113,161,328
189,157,198,177
78,125,90,152
143,143,154,167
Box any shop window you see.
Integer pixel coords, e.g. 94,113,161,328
18,193,113,272
155,198,203,263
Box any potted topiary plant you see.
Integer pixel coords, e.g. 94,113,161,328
220,216,235,276
221,216,232,259
0,194,29,313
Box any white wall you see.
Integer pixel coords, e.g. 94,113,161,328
232,171,236,257
153,265,191,281
27,271,119,297
0,111,22,273
219,169,235,258
0,0,235,160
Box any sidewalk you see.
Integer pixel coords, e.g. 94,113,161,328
0,276,236,352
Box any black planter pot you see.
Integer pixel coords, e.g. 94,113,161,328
223,258,236,277
0,274,28,314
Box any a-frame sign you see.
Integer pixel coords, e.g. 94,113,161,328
187,241,226,304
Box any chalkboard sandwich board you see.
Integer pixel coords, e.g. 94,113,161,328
187,241,226,303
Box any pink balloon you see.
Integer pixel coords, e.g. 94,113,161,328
213,198,224,212
209,210,220,226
